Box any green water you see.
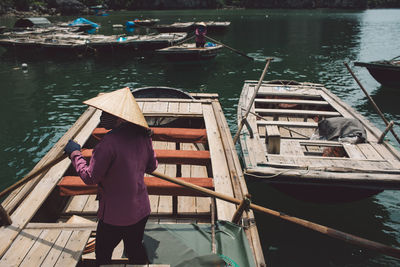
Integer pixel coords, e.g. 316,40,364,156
1,8,400,266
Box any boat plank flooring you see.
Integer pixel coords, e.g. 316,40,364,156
280,140,304,155
18,229,61,267
343,143,366,159
357,143,383,159
64,195,90,214
179,143,196,214
53,229,91,266
39,230,73,266
370,143,400,168
0,229,42,267
83,195,98,213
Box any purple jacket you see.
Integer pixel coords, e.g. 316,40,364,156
70,124,158,226
195,27,207,43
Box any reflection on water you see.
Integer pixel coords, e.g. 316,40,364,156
1,8,400,267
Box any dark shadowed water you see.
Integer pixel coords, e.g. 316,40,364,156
1,8,400,267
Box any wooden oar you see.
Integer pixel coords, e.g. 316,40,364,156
0,153,68,200
174,34,196,46
390,55,400,61
205,36,253,60
233,58,272,144
345,62,400,145
150,170,400,259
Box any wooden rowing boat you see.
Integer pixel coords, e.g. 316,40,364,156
354,60,400,87
156,43,223,61
0,87,265,267
237,80,400,203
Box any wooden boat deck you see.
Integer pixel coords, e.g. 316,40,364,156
237,80,400,193
0,93,265,266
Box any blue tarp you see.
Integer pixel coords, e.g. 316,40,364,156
68,18,99,29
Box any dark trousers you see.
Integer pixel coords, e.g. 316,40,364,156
196,41,205,48
95,216,148,266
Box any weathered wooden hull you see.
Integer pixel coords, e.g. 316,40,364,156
355,61,400,87
237,80,400,203
0,87,265,266
157,43,223,61
0,32,188,54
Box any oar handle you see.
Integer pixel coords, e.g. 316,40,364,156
149,170,400,259
0,153,67,200
345,62,400,145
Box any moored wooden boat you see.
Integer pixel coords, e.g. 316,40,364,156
132,19,160,27
152,22,195,33
354,59,400,87
0,87,265,267
237,80,400,203
156,43,223,61
152,21,230,33
203,21,231,31
0,32,188,54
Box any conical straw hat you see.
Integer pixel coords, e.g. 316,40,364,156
83,87,149,129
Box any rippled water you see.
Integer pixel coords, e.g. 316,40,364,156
1,8,400,267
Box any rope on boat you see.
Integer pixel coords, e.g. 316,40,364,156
245,167,310,179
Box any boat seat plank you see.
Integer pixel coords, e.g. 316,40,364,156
81,148,211,165
255,98,329,106
58,176,214,197
265,125,281,154
287,117,315,138
255,108,341,117
203,103,236,221
257,120,318,128
91,127,208,144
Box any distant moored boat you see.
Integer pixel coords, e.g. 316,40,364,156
354,58,400,87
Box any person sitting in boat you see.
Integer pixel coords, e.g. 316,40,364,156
64,88,158,266
195,22,207,48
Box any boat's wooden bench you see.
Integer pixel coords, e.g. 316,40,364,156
92,127,208,144
58,176,214,197
254,108,340,117
81,149,211,166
